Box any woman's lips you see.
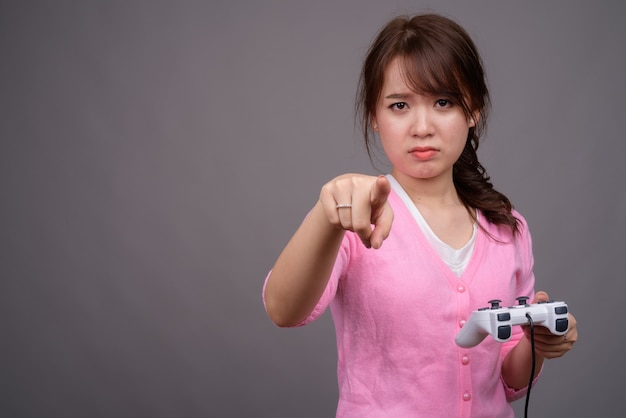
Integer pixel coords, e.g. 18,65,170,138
409,147,438,160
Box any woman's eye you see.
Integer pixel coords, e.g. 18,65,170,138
391,102,408,110
435,99,452,108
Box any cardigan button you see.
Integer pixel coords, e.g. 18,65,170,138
459,319,466,328
463,392,472,401
461,355,470,365
457,284,466,293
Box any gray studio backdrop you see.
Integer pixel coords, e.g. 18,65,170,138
1,1,624,417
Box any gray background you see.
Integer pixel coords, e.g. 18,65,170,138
1,1,624,417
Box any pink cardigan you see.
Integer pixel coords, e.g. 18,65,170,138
266,189,538,417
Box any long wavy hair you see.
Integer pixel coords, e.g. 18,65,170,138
356,14,519,234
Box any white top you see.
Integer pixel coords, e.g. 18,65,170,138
387,174,476,277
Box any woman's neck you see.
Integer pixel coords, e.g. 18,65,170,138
390,170,475,249
390,169,461,208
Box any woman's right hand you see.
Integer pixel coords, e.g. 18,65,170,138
264,173,394,326
319,174,394,249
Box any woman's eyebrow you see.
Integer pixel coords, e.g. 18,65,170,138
384,92,412,99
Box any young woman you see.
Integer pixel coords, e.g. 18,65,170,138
263,13,577,417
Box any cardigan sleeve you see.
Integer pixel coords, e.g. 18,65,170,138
498,211,543,401
262,230,353,327
292,235,352,326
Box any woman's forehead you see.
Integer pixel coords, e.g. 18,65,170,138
384,56,454,96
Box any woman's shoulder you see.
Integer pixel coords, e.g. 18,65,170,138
511,208,533,236
478,208,532,242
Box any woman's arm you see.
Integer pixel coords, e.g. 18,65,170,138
263,174,393,327
264,200,345,327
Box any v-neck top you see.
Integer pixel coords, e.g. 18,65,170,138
275,183,538,418
387,173,476,277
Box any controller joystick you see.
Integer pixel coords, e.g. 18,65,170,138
489,299,502,309
455,298,569,348
516,296,529,306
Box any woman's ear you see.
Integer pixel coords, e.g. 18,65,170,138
468,111,480,128
371,116,379,132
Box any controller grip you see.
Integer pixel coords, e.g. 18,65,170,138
455,320,489,348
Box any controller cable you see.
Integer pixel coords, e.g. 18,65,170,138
524,313,536,418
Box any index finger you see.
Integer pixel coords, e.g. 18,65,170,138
370,175,391,208
532,291,550,304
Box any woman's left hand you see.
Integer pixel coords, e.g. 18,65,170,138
522,290,578,359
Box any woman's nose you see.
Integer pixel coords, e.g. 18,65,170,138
410,109,433,137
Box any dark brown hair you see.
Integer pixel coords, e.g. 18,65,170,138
356,14,519,234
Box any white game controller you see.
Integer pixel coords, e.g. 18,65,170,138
455,297,569,348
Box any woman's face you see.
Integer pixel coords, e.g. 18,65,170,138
372,57,475,185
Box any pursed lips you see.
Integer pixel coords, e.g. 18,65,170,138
409,146,438,160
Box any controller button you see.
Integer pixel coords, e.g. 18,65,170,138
461,355,470,365
457,284,466,293
497,312,511,322
497,325,512,340
463,392,472,401
554,306,568,315
556,318,569,333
